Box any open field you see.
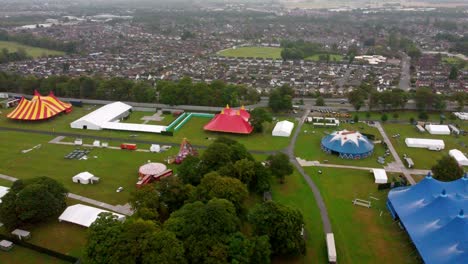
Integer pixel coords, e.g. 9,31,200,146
382,123,468,169
0,41,64,58
271,170,327,263
0,246,69,264
305,54,343,62
305,167,420,264
217,46,282,59
295,122,394,168
0,130,179,205
0,106,292,151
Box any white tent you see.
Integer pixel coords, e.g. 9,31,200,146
72,172,99,184
425,125,450,135
71,102,131,130
272,120,294,137
150,144,161,153
405,138,445,150
372,169,388,184
0,186,9,203
59,204,125,227
449,149,468,166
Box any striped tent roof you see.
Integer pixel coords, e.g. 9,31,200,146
7,91,72,121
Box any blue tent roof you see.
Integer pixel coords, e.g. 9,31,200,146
321,131,374,155
387,173,468,264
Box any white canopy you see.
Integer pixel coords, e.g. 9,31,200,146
372,169,388,184
101,122,167,133
405,138,445,150
71,102,131,130
73,172,94,181
449,149,468,166
59,204,125,227
272,120,294,137
0,186,9,203
425,125,450,135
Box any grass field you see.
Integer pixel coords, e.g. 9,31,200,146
295,122,394,168
382,123,468,169
0,106,292,152
351,110,466,125
305,54,343,62
305,167,420,264
0,40,64,58
217,46,282,59
271,170,327,263
0,246,69,264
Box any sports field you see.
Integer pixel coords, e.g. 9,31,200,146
0,40,64,58
218,46,282,59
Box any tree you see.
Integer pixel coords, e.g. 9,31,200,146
347,89,366,111
449,66,458,80
177,156,207,186
193,173,248,211
315,96,325,106
250,108,272,133
202,142,234,170
249,201,305,257
142,230,187,264
268,85,293,113
418,112,429,121
381,113,388,122
452,91,467,111
129,185,161,221
155,176,192,215
353,115,359,123
228,232,271,264
267,153,293,184
0,177,67,230
431,155,464,182
414,87,434,111
433,95,447,112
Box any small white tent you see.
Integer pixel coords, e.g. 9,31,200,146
372,169,388,184
72,172,99,184
405,138,445,150
0,186,9,203
449,149,468,166
59,204,125,227
425,125,450,135
272,120,294,137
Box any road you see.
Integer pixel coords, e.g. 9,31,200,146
398,52,411,91
284,109,332,234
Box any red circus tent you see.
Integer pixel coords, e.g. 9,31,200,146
7,90,72,121
203,105,253,134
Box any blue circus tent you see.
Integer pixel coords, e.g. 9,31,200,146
387,173,468,264
321,130,374,159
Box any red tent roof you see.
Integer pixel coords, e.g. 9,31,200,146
7,90,72,120
203,105,253,134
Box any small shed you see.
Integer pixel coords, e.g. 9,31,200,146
0,240,13,251
11,229,30,240
372,169,388,184
425,125,450,135
72,172,100,184
272,120,295,137
150,144,161,153
74,138,83,146
93,140,101,147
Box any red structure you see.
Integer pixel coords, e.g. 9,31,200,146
7,90,72,120
203,105,253,134
120,143,137,150
175,138,198,164
136,162,173,188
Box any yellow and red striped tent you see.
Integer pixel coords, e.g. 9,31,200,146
7,90,72,121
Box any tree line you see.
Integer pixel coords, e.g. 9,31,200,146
0,30,77,53
0,47,31,64
0,72,260,107
280,40,325,61
85,138,303,263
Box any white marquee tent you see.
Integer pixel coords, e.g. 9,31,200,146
272,120,295,137
449,149,468,166
405,138,445,150
372,169,388,184
0,186,9,203
58,204,125,227
425,125,450,135
72,172,100,184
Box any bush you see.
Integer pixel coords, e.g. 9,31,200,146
381,114,388,122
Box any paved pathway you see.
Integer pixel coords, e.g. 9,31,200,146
284,109,332,234
373,122,416,185
0,173,133,216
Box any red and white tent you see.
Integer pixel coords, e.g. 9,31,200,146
203,105,253,134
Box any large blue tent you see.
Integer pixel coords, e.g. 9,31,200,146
387,173,468,264
321,130,374,159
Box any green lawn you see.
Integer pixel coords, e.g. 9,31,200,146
217,46,282,59
0,40,64,58
271,170,327,263
305,54,343,62
0,130,179,205
382,123,468,169
295,122,394,168
305,167,420,264
351,110,466,125
442,56,468,70
0,106,291,152
0,246,68,264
